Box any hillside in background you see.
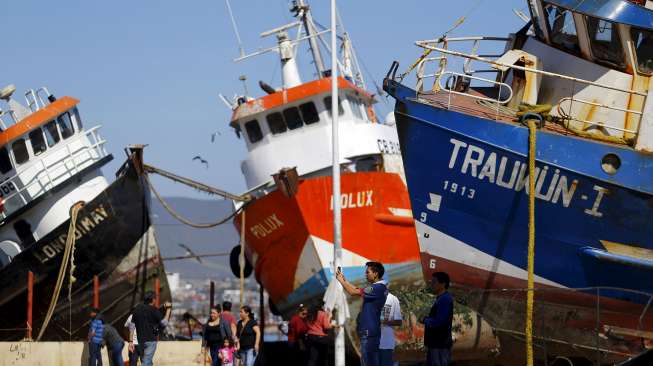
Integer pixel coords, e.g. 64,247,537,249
151,196,240,279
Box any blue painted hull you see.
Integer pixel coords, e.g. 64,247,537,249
385,79,653,360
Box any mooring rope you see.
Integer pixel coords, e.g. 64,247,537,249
525,119,537,366
36,201,84,341
144,173,247,229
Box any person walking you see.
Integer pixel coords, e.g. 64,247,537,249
221,301,238,338
379,289,403,366
336,262,388,366
103,323,125,366
422,272,454,366
124,313,142,366
287,304,308,366
129,291,172,366
203,305,233,366
218,338,236,366
305,302,333,366
235,306,261,366
88,307,104,366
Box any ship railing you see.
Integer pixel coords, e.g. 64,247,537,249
0,87,53,129
0,126,108,221
408,36,647,139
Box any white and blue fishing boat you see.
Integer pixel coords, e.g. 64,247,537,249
385,0,653,363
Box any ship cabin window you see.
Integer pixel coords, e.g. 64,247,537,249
29,129,47,156
0,148,12,174
12,139,29,165
324,96,344,118
244,119,263,144
267,112,287,135
299,102,319,125
543,3,581,54
586,17,626,70
57,112,75,139
631,27,653,74
44,121,61,147
72,107,83,129
347,95,365,121
283,107,303,130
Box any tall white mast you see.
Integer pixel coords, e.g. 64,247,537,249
330,0,345,365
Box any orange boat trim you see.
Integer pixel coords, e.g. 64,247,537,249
0,96,79,149
230,77,374,125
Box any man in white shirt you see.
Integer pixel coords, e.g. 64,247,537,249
124,313,141,365
379,291,403,366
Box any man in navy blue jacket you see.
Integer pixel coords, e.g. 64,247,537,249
336,261,388,366
422,272,454,366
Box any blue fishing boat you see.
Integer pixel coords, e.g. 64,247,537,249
385,0,653,363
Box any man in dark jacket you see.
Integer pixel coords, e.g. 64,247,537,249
129,291,172,366
422,272,454,366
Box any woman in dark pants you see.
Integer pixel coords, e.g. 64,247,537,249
305,303,333,366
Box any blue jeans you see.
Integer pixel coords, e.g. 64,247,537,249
209,344,220,366
426,348,451,366
141,341,157,366
88,342,103,366
110,341,124,366
238,348,257,366
359,334,380,366
379,349,395,366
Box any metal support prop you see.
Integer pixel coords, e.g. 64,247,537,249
155,278,161,308
259,284,265,358
93,275,100,309
210,281,215,310
331,1,345,365
26,271,33,340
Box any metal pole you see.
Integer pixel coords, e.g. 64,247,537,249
155,278,161,308
27,271,33,340
259,284,265,359
331,1,345,366
210,281,215,310
93,275,100,309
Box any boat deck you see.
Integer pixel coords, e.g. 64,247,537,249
414,87,584,137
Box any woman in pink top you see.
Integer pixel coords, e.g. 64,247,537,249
305,303,333,366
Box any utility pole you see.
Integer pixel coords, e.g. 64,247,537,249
330,1,345,365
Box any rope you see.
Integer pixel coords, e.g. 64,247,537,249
239,210,246,308
525,119,537,366
36,201,84,341
144,173,246,229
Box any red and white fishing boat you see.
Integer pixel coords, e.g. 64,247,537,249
225,1,498,360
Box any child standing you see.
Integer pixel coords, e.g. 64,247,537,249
218,338,235,366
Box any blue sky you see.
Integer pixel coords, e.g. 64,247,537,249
3,0,526,198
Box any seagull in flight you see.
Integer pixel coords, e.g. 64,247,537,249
178,243,203,264
192,155,209,169
211,131,222,143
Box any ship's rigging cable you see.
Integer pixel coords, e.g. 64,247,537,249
36,201,84,341
525,119,537,366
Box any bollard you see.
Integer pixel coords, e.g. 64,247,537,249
26,271,33,340
155,278,160,307
93,275,100,308
210,281,215,310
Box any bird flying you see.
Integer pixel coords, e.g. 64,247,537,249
192,155,209,169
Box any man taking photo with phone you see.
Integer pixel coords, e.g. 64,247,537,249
335,262,388,366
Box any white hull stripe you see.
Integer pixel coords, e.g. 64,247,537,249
415,221,563,288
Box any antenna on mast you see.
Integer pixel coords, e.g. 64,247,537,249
224,0,246,58
238,75,249,96
292,0,326,77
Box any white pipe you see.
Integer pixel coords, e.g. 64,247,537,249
331,0,345,366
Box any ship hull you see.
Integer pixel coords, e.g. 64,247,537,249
0,156,170,341
386,79,653,362
236,171,499,362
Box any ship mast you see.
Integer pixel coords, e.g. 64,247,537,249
293,0,326,77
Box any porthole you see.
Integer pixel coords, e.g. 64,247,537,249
601,153,621,175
